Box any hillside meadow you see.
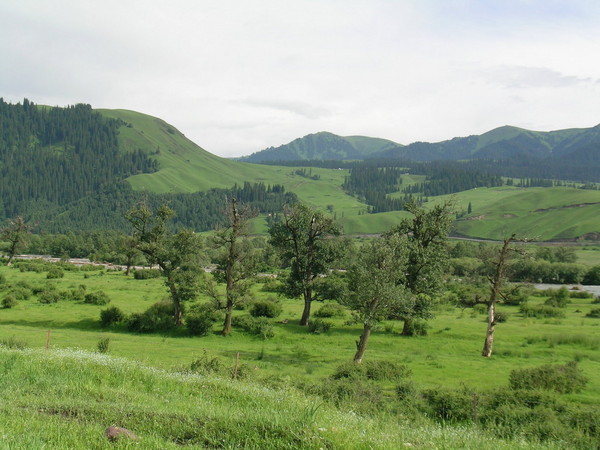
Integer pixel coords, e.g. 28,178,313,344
98,109,600,240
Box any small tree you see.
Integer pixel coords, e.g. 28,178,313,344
481,234,523,357
344,234,408,363
212,198,257,335
386,200,454,335
126,204,203,326
1,216,31,266
268,203,343,325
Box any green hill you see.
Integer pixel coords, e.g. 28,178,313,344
239,131,402,162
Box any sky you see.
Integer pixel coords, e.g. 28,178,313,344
2,0,600,158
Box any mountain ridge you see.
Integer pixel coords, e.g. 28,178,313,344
241,124,600,163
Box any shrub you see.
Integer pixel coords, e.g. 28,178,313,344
96,337,110,353
307,318,332,334
126,300,176,333
544,287,570,308
38,290,61,304
509,361,588,393
586,308,600,318
259,279,282,293
570,290,593,299
1,295,17,309
100,306,125,327
231,315,275,339
133,269,162,280
519,304,565,319
583,265,600,285
331,360,411,381
249,300,282,318
46,267,64,279
185,302,221,336
403,319,429,336
7,287,32,301
421,388,473,422
84,291,111,305
314,302,347,318
395,380,417,401
494,311,509,323
314,378,386,413
189,350,223,375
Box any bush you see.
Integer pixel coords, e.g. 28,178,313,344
84,291,111,305
189,350,223,375
583,265,600,285
586,308,600,318
46,267,64,279
133,269,162,280
232,315,275,339
519,304,565,319
249,300,282,318
314,302,347,318
544,287,570,308
7,287,32,301
509,361,588,394
421,388,473,422
259,279,282,293
126,300,176,333
38,290,61,304
100,306,125,327
1,295,16,309
96,337,110,353
313,378,386,413
403,319,429,336
185,303,220,336
494,311,509,323
331,360,411,381
307,318,332,334
395,380,417,401
570,290,593,299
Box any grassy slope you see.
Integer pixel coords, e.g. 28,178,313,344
0,347,547,450
98,109,600,240
447,187,600,241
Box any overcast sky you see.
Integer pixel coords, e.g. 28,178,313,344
2,1,600,157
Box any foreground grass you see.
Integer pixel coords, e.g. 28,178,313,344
0,347,559,449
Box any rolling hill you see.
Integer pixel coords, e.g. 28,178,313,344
239,131,402,162
1,99,599,241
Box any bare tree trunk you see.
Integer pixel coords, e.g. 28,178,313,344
481,234,515,358
300,289,312,326
353,324,372,363
482,302,496,357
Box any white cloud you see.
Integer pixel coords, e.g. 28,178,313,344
2,0,600,156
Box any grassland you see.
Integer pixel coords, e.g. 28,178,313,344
3,263,596,448
1,265,599,399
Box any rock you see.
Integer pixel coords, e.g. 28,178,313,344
105,426,139,441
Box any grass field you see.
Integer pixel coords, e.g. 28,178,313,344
3,262,596,448
1,265,599,399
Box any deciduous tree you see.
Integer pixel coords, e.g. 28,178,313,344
126,204,203,326
268,203,342,325
1,216,31,266
211,198,257,335
387,200,454,335
344,234,408,363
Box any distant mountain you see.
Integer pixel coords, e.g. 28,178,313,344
374,124,600,162
239,131,402,162
241,125,600,164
